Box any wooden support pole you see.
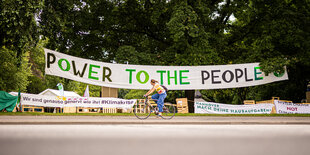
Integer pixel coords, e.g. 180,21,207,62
101,86,118,98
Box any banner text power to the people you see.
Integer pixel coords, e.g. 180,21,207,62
45,49,288,90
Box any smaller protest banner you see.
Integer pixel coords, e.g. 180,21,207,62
21,93,136,109
195,102,274,114
274,100,310,114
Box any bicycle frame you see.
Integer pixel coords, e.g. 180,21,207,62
144,97,158,113
134,97,175,120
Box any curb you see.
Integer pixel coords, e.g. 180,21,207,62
1,121,310,125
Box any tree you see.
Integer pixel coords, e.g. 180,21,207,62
38,0,310,109
39,0,236,112
0,47,31,92
0,0,42,92
224,0,310,102
0,0,42,60
201,0,310,104
24,39,101,96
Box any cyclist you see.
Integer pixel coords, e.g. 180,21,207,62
144,79,167,117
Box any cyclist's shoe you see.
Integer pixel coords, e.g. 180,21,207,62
163,107,168,112
156,112,162,118
154,110,159,115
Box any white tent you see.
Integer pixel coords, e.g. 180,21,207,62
39,89,81,97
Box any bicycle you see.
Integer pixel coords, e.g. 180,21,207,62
133,97,176,120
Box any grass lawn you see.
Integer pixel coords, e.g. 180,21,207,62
0,112,309,117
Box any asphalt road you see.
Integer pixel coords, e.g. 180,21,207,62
0,124,309,155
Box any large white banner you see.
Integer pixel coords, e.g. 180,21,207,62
45,49,288,90
274,100,310,114
195,102,274,114
21,94,136,109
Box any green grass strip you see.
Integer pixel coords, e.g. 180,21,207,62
0,112,310,117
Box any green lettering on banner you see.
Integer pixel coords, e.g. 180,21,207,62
254,67,263,80
157,70,166,85
136,70,149,84
58,59,71,71
88,64,100,80
179,70,190,85
274,71,285,77
125,69,136,84
168,70,177,85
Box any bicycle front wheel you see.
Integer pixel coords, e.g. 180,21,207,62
161,103,176,120
134,101,151,120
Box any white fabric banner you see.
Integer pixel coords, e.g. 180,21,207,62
274,100,310,114
45,48,288,90
195,102,274,114
21,94,136,109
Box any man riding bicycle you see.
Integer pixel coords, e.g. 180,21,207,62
144,79,167,117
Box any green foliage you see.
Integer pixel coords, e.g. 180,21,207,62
26,39,47,94
0,0,42,93
167,2,199,42
0,0,42,57
37,0,310,103
118,89,130,99
0,47,31,92
67,81,101,97
223,0,310,103
165,90,185,104
25,39,61,93
229,0,310,72
26,76,46,94
24,39,101,96
200,88,249,105
115,46,140,64
124,90,147,99
1,0,309,104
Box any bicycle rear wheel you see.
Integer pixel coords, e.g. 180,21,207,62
161,103,175,120
134,101,151,120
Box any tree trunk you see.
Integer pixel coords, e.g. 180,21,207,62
185,90,195,113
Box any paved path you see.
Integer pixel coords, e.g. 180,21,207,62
0,124,309,155
0,115,310,124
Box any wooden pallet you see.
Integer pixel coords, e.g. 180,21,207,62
243,100,255,104
102,108,117,113
176,98,188,113
63,107,77,113
256,97,292,104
